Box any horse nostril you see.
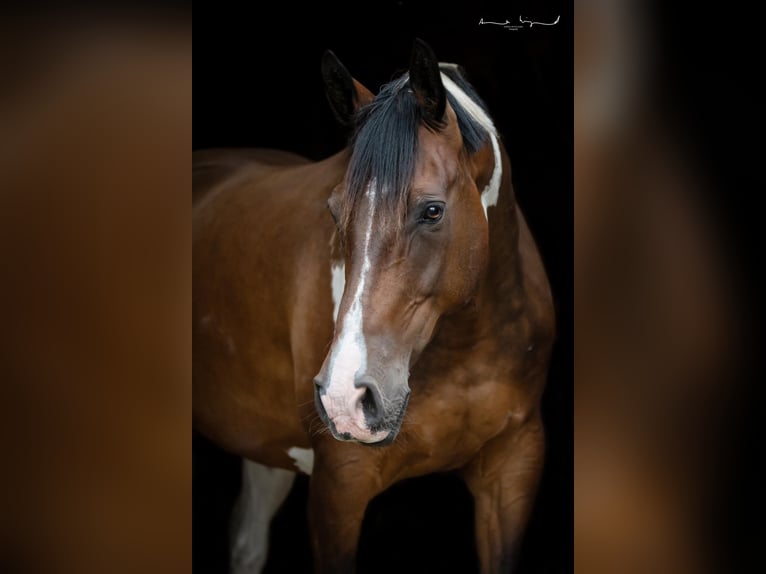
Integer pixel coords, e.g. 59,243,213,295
361,387,378,418
313,377,326,393
355,378,384,427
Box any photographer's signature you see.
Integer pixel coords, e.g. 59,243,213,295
479,15,560,31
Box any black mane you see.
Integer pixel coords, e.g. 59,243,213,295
341,66,493,231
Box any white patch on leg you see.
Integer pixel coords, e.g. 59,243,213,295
440,72,503,220
287,446,314,475
230,460,295,574
330,262,345,324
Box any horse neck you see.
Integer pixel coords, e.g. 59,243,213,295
431,140,524,350
483,141,524,316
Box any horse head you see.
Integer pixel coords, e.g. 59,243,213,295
313,39,502,444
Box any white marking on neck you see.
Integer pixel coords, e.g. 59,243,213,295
480,136,502,220
287,446,314,475
326,183,376,392
440,72,503,220
331,262,345,324
440,73,497,134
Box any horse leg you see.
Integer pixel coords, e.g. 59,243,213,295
307,451,383,574
229,459,296,574
462,416,545,574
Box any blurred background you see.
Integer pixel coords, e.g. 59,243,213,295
574,1,764,572
0,5,192,574
2,1,764,573
193,1,571,573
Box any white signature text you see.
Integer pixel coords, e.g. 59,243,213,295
479,15,560,31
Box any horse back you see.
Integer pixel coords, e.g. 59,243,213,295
193,148,311,204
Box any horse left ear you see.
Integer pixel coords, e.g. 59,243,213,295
409,38,446,126
321,50,374,127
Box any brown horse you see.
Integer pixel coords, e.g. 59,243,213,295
193,39,555,573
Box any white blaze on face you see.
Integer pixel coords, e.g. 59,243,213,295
440,72,502,220
321,183,385,443
287,446,314,475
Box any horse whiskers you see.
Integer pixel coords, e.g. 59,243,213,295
300,411,327,437
308,419,325,436
309,422,330,438
301,415,317,428
299,408,317,421
296,388,415,446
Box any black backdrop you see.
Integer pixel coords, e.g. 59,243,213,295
193,2,571,572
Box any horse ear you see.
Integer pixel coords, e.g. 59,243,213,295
321,50,374,126
409,38,446,125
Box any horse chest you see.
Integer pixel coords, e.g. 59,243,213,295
403,372,519,472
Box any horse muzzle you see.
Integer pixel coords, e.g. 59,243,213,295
313,375,409,445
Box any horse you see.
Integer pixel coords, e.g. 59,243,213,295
193,39,555,573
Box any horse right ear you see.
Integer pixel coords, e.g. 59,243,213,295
321,51,374,126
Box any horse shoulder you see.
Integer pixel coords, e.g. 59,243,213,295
193,150,344,463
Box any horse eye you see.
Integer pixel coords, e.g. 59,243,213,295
421,203,444,223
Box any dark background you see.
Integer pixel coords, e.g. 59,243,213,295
193,1,571,572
